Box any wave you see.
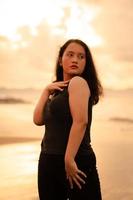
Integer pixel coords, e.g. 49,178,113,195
110,117,133,124
0,96,31,104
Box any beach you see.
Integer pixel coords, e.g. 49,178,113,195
0,88,133,200
0,141,40,200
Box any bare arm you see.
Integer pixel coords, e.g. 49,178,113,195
65,76,90,189
33,88,50,126
33,80,69,126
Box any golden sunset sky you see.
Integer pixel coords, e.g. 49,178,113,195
0,0,133,89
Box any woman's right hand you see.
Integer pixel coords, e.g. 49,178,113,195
33,80,69,126
45,80,69,95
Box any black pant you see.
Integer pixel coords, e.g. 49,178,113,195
38,151,102,200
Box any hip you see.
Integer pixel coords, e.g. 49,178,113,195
38,149,97,171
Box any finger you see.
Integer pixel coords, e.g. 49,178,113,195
66,174,69,179
68,177,73,189
63,80,70,82
56,83,68,88
60,82,69,86
55,86,64,91
78,170,87,178
61,83,68,87
72,177,82,189
75,174,86,184
60,80,69,84
58,80,69,84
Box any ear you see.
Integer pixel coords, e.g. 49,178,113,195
59,57,62,66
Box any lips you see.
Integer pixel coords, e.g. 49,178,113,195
70,65,78,69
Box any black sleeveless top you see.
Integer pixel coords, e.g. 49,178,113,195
41,86,93,155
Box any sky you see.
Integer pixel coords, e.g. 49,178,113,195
0,0,133,90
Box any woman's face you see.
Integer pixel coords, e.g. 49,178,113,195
60,42,86,80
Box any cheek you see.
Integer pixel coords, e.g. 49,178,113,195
80,60,86,70
62,57,70,68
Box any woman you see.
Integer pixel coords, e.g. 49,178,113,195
33,39,103,200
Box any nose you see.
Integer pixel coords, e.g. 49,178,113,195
72,55,78,63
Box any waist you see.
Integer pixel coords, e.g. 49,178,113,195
39,149,96,168
41,141,93,156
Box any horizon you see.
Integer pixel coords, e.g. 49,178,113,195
0,86,133,91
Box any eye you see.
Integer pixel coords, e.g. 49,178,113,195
78,54,85,59
66,52,74,57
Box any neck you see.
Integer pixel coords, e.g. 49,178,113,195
63,73,74,81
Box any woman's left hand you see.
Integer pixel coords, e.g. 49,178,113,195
65,159,87,189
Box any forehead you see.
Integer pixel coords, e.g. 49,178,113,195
65,42,85,54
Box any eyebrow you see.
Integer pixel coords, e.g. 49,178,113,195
67,50,85,55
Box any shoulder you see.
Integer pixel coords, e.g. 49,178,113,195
68,76,90,94
69,76,87,85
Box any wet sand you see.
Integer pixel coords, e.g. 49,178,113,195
0,136,40,145
0,141,40,200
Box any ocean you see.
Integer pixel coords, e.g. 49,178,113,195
0,88,133,200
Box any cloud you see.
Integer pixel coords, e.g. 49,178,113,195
93,0,133,62
0,0,133,89
0,2,101,88
0,22,63,88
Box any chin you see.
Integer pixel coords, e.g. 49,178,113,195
70,72,81,76
69,70,80,75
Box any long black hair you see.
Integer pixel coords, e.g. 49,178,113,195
54,39,103,105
